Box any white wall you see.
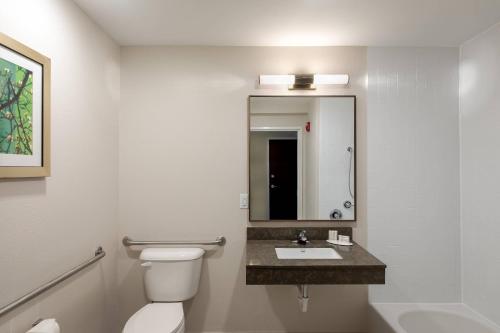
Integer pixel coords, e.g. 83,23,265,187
460,23,500,326
0,1,120,333
318,98,355,220
305,99,320,219
367,47,461,302
119,46,369,333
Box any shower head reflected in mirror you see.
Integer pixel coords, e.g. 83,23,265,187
347,146,354,199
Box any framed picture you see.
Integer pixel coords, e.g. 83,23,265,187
0,33,50,178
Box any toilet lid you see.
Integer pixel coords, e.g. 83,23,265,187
123,303,184,333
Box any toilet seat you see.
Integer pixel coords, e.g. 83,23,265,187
123,303,184,333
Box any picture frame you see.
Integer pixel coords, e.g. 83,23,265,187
0,33,50,178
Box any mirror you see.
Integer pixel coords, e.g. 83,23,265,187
249,96,356,221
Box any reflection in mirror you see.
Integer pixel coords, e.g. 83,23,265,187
249,96,356,221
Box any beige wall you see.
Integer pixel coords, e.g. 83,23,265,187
119,46,367,332
0,1,120,333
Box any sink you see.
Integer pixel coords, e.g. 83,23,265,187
275,247,342,260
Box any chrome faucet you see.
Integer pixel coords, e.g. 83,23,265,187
296,230,308,245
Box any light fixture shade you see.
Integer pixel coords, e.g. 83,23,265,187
259,75,295,85
313,74,349,85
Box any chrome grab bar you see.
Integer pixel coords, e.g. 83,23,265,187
0,247,105,318
122,236,226,247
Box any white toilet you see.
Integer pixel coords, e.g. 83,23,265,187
123,247,205,333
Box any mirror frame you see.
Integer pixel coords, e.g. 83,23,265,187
247,95,357,222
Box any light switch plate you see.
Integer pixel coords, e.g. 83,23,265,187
240,193,249,209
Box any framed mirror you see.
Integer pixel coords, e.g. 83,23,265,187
248,96,356,222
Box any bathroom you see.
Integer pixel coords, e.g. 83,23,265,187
0,0,499,332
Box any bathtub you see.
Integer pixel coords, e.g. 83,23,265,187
369,303,500,333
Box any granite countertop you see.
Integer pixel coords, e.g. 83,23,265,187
246,240,386,269
245,227,386,285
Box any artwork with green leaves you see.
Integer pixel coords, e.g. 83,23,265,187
0,58,33,155
0,34,49,178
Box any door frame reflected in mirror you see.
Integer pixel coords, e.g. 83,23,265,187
247,95,357,222
250,127,303,220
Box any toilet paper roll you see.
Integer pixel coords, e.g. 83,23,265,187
27,319,60,333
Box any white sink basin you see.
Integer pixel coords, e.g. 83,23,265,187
275,247,342,260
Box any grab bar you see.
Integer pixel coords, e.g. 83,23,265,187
0,247,105,318
122,236,226,247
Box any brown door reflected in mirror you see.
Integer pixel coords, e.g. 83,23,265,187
269,139,297,220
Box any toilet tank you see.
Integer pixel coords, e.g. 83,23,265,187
140,248,205,302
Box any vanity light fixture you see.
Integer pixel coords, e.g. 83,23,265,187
313,74,350,85
259,74,295,85
259,73,349,89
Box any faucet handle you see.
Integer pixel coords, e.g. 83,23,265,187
296,229,308,245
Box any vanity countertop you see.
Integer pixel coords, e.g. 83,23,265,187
246,240,385,268
245,227,386,285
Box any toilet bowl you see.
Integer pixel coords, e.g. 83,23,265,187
123,303,185,333
122,248,204,333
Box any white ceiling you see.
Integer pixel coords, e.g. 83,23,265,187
73,0,500,46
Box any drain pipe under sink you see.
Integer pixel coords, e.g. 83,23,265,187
297,284,309,312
